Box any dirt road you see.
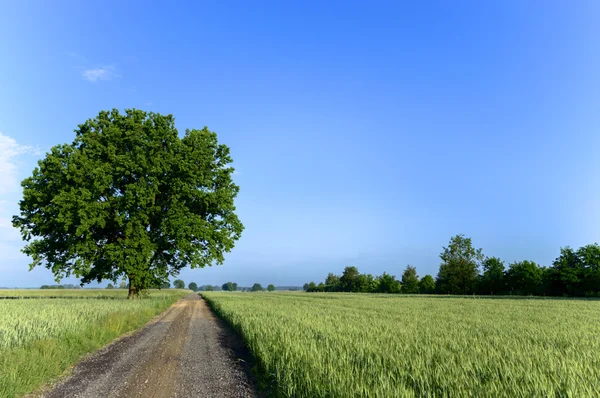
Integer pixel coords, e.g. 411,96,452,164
43,294,258,398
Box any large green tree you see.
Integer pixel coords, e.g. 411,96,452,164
505,260,543,296
251,283,264,292
325,273,341,291
339,266,360,292
173,279,185,289
12,109,244,298
436,234,483,294
376,272,401,293
222,281,236,291
479,257,505,295
401,265,420,294
418,275,435,294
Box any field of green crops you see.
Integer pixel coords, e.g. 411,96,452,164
0,289,188,397
203,292,600,397
0,288,129,298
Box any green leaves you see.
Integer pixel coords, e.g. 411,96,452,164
13,109,244,295
436,234,483,294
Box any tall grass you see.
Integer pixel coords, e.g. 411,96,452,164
203,292,600,397
0,289,188,397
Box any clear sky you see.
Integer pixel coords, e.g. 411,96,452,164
1,1,599,288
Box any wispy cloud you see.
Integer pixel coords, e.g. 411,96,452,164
0,132,36,247
0,133,33,193
82,66,118,82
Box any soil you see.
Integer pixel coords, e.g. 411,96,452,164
42,294,259,398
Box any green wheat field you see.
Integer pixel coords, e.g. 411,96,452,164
203,292,600,397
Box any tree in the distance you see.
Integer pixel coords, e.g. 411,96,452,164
222,282,236,291
376,272,401,293
436,234,483,294
188,282,198,292
106,283,114,289
205,285,214,291
12,109,244,298
479,257,505,295
401,265,420,294
251,283,263,292
505,260,543,296
419,275,435,294
173,279,185,289
325,273,341,290
340,266,360,292
267,284,275,292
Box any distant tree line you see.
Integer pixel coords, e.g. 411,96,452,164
304,234,600,297
40,284,81,289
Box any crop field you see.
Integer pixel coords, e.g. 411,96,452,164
0,288,130,298
0,289,188,397
203,292,600,397
0,288,187,298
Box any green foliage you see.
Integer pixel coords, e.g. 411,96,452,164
419,275,435,294
204,292,600,397
339,266,360,292
479,257,505,295
377,272,401,293
505,260,544,295
302,237,600,297
188,282,198,292
436,234,484,294
173,279,185,289
251,283,264,292
222,281,236,291
40,285,66,289
547,245,600,296
401,265,420,294
325,273,340,288
205,285,214,291
106,283,114,289
12,109,243,297
160,281,170,289
267,284,275,292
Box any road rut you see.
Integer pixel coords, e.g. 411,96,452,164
43,294,258,398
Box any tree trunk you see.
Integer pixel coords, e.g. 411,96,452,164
127,276,138,299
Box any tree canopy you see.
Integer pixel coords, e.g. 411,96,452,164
173,279,185,289
479,257,505,295
436,234,483,294
12,109,243,298
251,283,264,292
188,282,198,292
401,265,420,294
267,284,275,292
303,236,600,297
419,275,435,294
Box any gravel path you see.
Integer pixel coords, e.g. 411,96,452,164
42,294,258,398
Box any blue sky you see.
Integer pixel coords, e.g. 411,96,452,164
1,1,600,287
